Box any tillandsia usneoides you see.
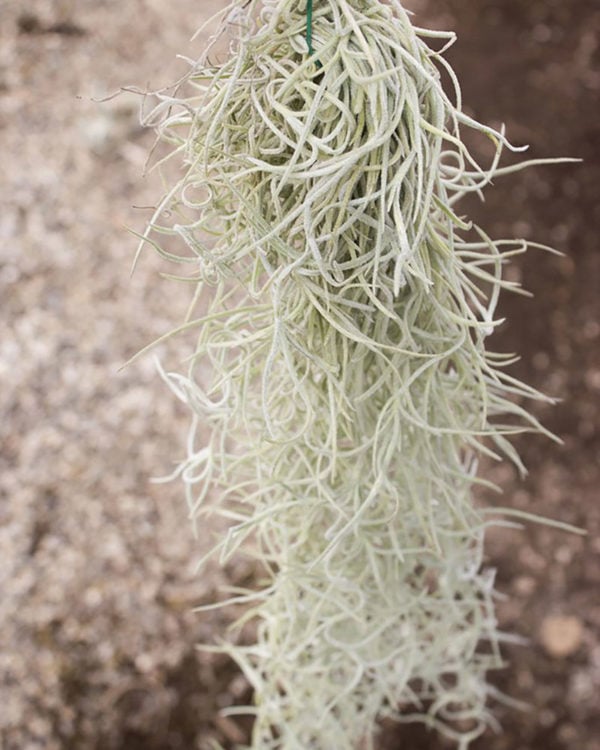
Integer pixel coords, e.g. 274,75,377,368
131,1,581,748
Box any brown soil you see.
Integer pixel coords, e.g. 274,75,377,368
1,1,598,749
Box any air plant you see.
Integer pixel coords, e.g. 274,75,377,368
133,1,579,748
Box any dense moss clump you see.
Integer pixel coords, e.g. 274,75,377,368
137,1,576,747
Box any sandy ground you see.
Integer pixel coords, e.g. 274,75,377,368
1,1,598,749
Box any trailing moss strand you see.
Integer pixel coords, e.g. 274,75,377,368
136,1,579,748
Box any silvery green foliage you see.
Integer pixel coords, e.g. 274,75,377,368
138,1,572,747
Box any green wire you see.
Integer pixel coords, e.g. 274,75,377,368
306,0,315,57
306,0,321,68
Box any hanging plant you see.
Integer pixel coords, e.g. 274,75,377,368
132,1,579,747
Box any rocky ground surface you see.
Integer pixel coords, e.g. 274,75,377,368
1,1,598,749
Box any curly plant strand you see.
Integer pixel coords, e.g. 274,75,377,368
137,1,580,748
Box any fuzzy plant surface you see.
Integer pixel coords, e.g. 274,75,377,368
134,1,579,748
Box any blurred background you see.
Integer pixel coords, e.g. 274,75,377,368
0,1,598,748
